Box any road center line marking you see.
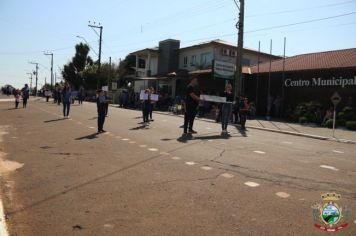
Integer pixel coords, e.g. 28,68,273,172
201,166,213,171
185,161,196,166
172,156,181,160
276,192,290,198
139,145,147,148
220,173,234,178
148,148,158,152
88,126,95,129
253,151,266,154
244,181,260,187
121,138,130,141
320,165,339,171
332,150,344,154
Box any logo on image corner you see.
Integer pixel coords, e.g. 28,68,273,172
312,192,350,232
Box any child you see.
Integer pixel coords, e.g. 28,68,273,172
15,90,20,109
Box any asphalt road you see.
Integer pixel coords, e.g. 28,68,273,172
0,97,355,236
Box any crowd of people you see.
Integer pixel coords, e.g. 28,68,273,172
4,78,251,136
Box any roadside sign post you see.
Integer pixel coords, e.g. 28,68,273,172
330,92,341,138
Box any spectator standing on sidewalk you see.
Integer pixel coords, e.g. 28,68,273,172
97,89,107,133
183,78,200,135
78,85,85,105
221,83,234,134
62,83,71,118
21,84,30,108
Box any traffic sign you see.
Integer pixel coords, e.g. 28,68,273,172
331,92,341,106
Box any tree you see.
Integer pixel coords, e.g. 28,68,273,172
62,43,92,89
116,55,136,88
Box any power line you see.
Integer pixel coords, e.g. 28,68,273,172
246,0,356,18
245,11,356,34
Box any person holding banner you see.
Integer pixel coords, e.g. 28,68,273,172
183,78,200,135
221,84,234,134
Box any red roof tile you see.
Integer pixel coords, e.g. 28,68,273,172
250,48,356,74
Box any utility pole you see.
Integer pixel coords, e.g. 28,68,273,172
26,72,33,92
109,56,112,91
44,52,54,88
29,62,39,96
234,0,245,98
88,21,103,89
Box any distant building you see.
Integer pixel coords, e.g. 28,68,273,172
129,39,280,97
245,48,356,115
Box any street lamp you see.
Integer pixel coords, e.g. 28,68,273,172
29,61,39,96
44,52,54,88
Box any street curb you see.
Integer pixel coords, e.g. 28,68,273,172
151,110,356,144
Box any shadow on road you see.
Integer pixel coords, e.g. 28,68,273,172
129,125,148,130
75,133,99,140
177,133,230,143
44,118,66,123
88,117,97,120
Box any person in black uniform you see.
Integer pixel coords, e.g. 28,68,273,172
97,90,107,133
221,83,234,134
142,89,151,125
183,78,200,135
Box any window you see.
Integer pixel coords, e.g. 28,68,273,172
190,55,197,66
200,52,212,67
183,56,188,68
138,58,146,69
242,58,251,66
222,48,230,56
230,50,237,57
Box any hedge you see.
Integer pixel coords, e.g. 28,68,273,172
345,121,356,131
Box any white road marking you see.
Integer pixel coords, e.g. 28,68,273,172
103,224,114,229
244,181,260,187
129,141,136,144
253,151,266,154
185,161,196,166
276,192,290,198
201,166,213,171
0,199,9,236
354,220,356,224
121,138,130,141
332,150,344,154
172,156,181,160
220,173,234,178
281,141,293,145
320,165,339,171
139,145,147,148
88,126,95,129
148,148,158,152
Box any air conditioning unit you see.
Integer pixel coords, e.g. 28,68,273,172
222,48,230,56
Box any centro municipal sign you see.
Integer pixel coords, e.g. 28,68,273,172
285,76,356,88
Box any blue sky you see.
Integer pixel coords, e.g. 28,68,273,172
1,0,355,88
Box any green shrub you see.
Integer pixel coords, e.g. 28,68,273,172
342,106,356,121
325,119,335,129
338,119,346,126
345,121,356,130
299,116,308,124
